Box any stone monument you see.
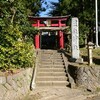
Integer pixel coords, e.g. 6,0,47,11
71,17,79,59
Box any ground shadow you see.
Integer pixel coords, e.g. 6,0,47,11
93,57,100,65
57,49,71,62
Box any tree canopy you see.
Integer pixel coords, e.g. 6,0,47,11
0,0,45,70
49,0,100,46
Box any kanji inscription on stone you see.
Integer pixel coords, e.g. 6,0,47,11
71,17,79,59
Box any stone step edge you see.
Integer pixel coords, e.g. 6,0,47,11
36,81,69,83
36,78,68,81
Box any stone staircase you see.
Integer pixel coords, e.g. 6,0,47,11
35,50,69,87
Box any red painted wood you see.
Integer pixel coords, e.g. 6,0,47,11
39,24,45,27
32,23,65,27
31,19,67,27
51,24,59,27
58,20,61,27
35,34,40,49
29,16,69,49
59,31,64,49
32,24,37,27
37,20,40,27
61,24,66,27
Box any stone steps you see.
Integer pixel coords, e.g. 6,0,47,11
39,65,65,68
36,81,69,87
36,76,68,81
41,54,61,56
40,62,64,65
41,55,62,58
37,72,67,76
35,50,69,87
40,58,63,62
38,68,65,72
41,54,60,55
40,64,65,67
40,60,64,63
41,57,62,59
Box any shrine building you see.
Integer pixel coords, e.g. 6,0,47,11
29,15,70,49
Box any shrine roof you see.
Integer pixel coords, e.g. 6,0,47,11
29,15,70,20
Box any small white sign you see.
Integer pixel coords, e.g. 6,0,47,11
71,17,79,59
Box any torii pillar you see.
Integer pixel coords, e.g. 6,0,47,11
59,20,64,49
59,31,64,49
35,34,40,49
35,20,40,49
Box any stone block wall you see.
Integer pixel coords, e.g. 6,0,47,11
68,65,100,92
0,68,33,100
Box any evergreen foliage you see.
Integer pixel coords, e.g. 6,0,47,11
0,0,45,70
49,0,100,46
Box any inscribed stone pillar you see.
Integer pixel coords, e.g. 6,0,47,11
71,17,79,59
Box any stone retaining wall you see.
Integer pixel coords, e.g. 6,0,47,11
0,68,33,100
68,65,100,92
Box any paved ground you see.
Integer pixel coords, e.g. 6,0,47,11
22,87,99,100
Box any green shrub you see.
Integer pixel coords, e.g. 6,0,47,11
0,25,35,70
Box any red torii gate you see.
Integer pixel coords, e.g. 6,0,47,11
29,15,70,49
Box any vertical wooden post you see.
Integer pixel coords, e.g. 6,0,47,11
35,20,40,49
58,19,64,49
37,20,40,27
58,20,61,27
35,34,40,49
59,31,64,49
